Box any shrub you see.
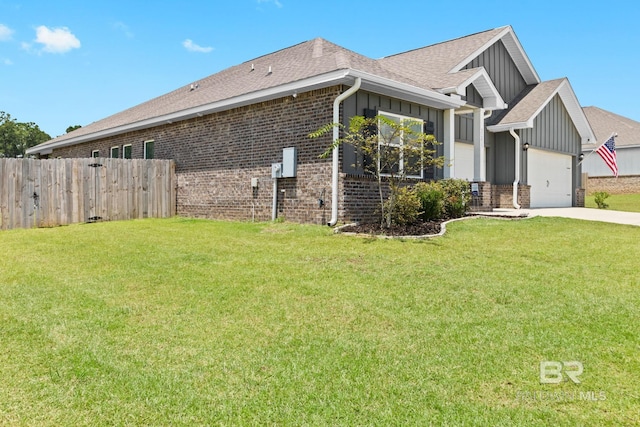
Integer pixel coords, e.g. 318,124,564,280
440,179,471,219
413,182,444,221
593,191,610,209
385,186,422,225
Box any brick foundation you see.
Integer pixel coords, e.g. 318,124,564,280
468,181,492,212
491,184,531,209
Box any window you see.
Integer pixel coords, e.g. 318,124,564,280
110,146,119,158
378,111,424,178
91,150,99,158
123,144,132,159
144,140,154,159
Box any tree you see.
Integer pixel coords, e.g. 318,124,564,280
310,114,443,228
66,125,82,133
0,112,51,158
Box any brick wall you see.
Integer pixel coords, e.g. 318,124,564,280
575,188,585,207
342,175,388,224
468,181,492,212
491,184,531,209
586,175,640,194
52,87,341,224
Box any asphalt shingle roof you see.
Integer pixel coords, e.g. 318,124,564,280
47,38,425,146
378,27,506,89
583,106,640,148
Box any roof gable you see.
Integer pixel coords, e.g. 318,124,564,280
487,78,595,143
451,26,539,85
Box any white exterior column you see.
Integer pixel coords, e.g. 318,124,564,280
473,107,486,182
443,109,455,179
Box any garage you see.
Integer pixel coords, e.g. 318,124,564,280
528,149,573,208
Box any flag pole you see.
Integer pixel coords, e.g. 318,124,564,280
578,132,617,166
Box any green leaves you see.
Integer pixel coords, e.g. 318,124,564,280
0,111,51,158
310,114,444,227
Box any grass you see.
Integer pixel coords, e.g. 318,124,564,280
585,193,640,212
1,217,639,426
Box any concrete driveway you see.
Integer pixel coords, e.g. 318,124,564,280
523,207,640,226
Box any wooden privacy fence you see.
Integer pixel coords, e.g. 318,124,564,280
0,158,176,230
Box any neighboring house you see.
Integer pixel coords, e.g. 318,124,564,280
27,25,595,224
581,107,640,194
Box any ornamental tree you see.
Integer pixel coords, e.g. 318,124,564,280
310,114,443,228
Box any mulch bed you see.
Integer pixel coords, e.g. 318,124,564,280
339,213,527,237
340,220,443,236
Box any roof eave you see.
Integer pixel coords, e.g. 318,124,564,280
455,69,508,110
28,69,465,155
27,69,355,155
348,69,464,110
486,121,532,132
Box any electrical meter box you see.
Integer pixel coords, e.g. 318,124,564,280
282,147,297,178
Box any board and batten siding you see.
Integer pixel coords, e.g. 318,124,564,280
519,94,581,156
464,39,527,106
342,90,444,179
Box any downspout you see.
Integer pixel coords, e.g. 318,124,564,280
509,128,521,209
272,178,278,221
328,76,362,226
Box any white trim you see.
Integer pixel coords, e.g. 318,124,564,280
143,140,155,159
487,79,596,143
438,68,507,110
450,26,540,85
122,143,132,159
91,149,99,158
378,111,424,179
110,146,120,158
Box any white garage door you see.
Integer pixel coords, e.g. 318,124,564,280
528,149,572,208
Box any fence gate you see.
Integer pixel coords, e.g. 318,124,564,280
0,158,176,231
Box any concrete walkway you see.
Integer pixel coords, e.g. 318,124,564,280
490,207,640,227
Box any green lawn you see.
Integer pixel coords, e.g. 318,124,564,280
1,217,638,426
585,193,640,212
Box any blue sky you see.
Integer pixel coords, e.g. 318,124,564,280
1,0,639,138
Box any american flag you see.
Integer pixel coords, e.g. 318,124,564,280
595,135,618,177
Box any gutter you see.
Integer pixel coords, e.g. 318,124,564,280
328,77,361,226
509,128,521,209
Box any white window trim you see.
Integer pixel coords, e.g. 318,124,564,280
110,146,119,158
378,111,424,179
91,149,99,158
143,140,155,159
122,144,132,159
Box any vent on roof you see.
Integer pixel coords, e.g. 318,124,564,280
189,83,199,91
251,63,254,72
268,66,272,74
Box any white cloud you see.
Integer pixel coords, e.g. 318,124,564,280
257,0,283,7
2,58,13,65
0,24,14,41
34,25,81,53
182,39,213,53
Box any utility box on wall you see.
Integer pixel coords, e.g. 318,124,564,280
271,163,283,178
282,147,297,178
